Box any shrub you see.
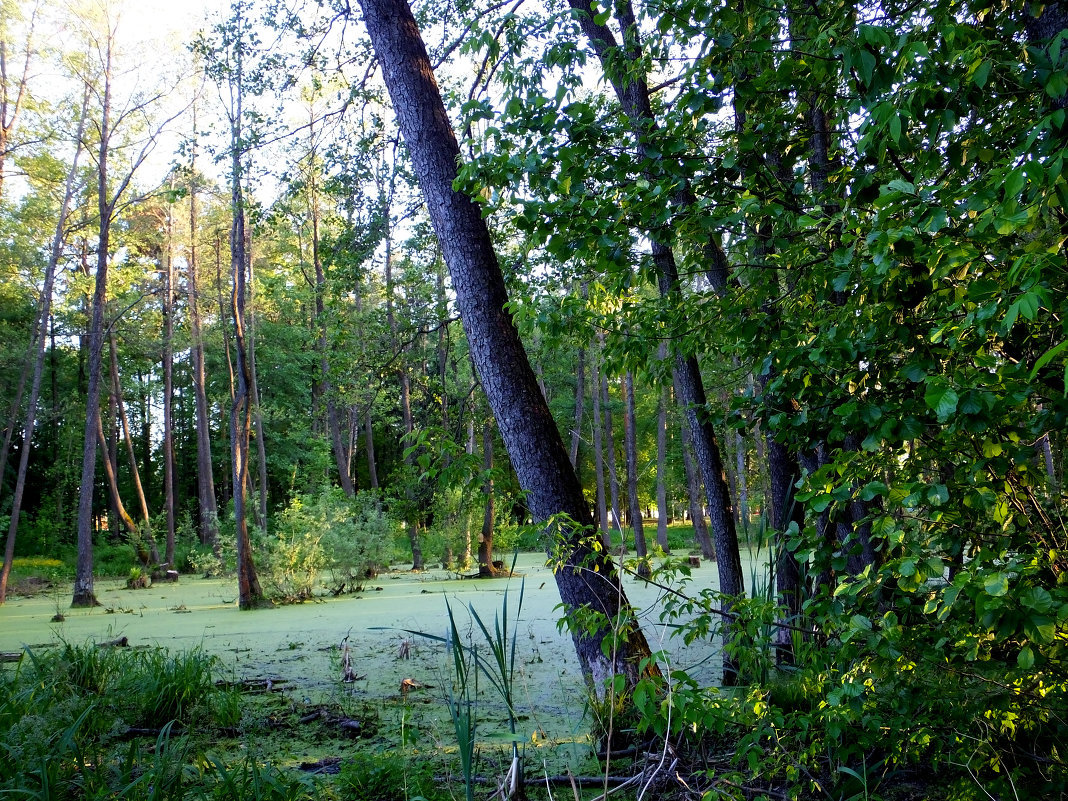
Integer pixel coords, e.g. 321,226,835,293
265,488,396,600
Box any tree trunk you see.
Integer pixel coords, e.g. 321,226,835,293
309,135,355,498
109,333,160,564
461,416,475,568
570,0,745,682
478,420,497,577
570,344,585,468
0,86,87,604
676,380,714,560
227,34,263,609
591,338,609,548
655,362,670,553
364,409,378,488
385,226,423,570
95,414,139,540
0,333,34,509
623,372,649,578
735,428,749,529
187,138,220,550
601,366,622,537
73,40,123,608
246,227,268,531
162,182,176,567
357,0,658,692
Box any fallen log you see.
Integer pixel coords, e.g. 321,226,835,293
215,677,287,693
0,652,23,663
299,757,341,775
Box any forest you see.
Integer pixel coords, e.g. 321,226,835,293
1,0,1067,798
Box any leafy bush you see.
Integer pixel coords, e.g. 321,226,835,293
94,543,142,578
264,488,396,600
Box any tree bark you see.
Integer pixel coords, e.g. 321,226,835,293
623,372,649,577
246,227,268,531
356,0,657,691
227,28,263,609
308,127,355,497
569,0,745,682
591,338,609,548
570,344,585,468
95,414,139,540
655,353,670,552
385,224,423,570
675,375,714,560
109,334,160,564
187,137,220,550
477,420,498,577
601,366,622,537
162,184,176,567
73,37,124,608
0,329,35,509
461,415,475,568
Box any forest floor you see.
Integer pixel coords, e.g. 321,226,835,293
0,550,750,791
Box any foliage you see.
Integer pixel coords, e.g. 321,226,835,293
0,642,240,799
262,488,396,601
335,750,445,801
201,754,320,801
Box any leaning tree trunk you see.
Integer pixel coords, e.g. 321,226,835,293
570,0,745,682
357,0,658,692
109,334,160,564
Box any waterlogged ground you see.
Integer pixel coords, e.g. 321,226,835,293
0,551,762,769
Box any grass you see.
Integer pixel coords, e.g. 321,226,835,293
0,550,742,800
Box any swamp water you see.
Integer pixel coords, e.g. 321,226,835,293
0,552,750,764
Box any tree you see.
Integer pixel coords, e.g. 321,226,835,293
221,3,263,609
0,85,89,604
184,115,221,550
73,5,176,606
355,0,658,690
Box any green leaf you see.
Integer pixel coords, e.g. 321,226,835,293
984,573,1009,597
888,113,901,143
1018,646,1034,670
887,178,914,194
924,381,959,422
971,59,992,89
1030,339,1068,379
922,207,948,233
